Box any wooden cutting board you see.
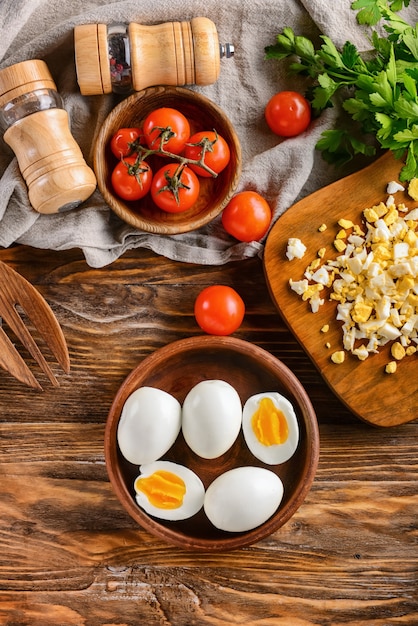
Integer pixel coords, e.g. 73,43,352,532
264,151,418,427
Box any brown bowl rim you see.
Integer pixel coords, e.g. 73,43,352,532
94,85,242,234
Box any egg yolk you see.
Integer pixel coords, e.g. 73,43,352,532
251,397,289,446
134,470,186,509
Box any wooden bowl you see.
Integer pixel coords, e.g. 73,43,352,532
94,85,242,234
104,336,320,551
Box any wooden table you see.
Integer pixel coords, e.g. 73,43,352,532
0,243,416,625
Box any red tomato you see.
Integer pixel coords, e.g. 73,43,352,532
194,285,245,336
150,163,200,213
183,130,231,177
110,127,143,159
265,91,311,137
142,107,190,154
222,191,272,242
111,157,152,201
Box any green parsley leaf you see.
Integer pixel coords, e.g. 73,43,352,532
400,145,417,181
393,125,418,142
311,74,339,111
394,95,418,119
351,0,381,26
403,30,418,60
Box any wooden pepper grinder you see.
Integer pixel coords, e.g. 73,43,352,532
0,60,97,214
74,17,234,95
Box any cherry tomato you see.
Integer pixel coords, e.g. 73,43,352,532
265,91,311,137
222,191,272,242
194,285,245,336
111,157,152,201
110,127,143,159
150,163,200,213
183,130,231,177
142,107,190,154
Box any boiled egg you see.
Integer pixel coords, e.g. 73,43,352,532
286,237,307,260
117,386,181,465
204,466,284,532
181,380,242,459
134,460,205,521
242,392,299,464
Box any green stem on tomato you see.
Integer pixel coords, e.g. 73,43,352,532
130,129,218,178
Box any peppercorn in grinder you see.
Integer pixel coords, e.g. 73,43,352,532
74,17,234,95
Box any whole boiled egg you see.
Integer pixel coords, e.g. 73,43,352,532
204,466,284,532
242,392,299,464
181,379,242,459
117,386,181,465
134,460,205,521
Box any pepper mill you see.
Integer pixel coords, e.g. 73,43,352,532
74,17,234,96
0,59,97,214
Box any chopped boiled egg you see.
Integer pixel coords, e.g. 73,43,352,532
287,197,418,372
286,237,306,260
331,350,345,364
387,181,405,194
408,178,418,201
385,361,397,374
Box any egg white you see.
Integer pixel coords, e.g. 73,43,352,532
134,460,205,521
242,392,299,465
117,386,181,465
181,379,242,459
204,466,284,532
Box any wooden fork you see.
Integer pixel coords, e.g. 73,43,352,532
0,260,70,390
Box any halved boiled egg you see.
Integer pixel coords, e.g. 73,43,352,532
134,460,205,521
117,386,181,465
204,466,284,532
181,379,242,459
242,392,299,464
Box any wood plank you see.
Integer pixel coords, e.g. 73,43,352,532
0,244,416,625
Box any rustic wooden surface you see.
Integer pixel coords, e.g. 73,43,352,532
0,242,416,626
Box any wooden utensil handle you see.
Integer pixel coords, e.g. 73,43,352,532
4,109,96,214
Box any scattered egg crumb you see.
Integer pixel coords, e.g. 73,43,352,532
286,237,306,260
391,342,406,360
338,218,354,229
333,238,347,252
325,342,331,349
385,361,397,374
387,180,404,195
321,324,329,333
287,196,418,373
318,223,327,232
331,350,345,364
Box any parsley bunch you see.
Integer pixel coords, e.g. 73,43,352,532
265,0,418,181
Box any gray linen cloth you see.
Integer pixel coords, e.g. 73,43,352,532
0,0,416,268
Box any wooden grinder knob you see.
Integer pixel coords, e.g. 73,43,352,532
75,17,231,96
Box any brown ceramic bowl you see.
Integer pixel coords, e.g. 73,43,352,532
94,85,241,234
104,336,320,551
